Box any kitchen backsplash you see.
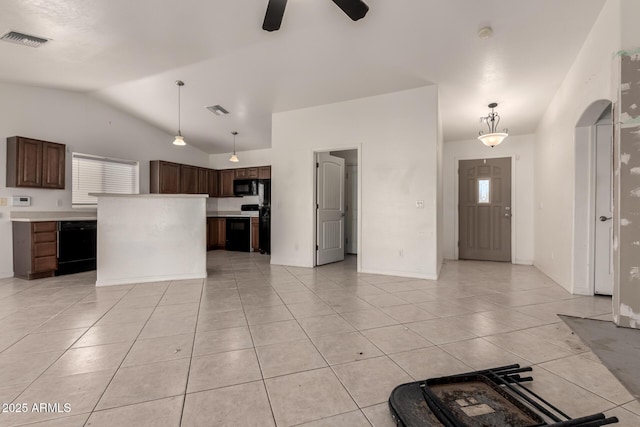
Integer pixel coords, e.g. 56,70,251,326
208,195,259,211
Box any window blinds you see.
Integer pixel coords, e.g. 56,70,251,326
72,153,139,205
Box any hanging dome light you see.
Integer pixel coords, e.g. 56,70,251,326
229,131,239,162
173,80,186,146
478,102,508,147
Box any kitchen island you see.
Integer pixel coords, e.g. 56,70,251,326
93,193,207,286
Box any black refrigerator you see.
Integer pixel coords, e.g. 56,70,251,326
258,180,271,254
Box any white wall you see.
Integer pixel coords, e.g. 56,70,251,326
443,134,535,264
209,148,271,169
96,194,207,286
533,0,620,291
271,86,441,279
0,82,210,278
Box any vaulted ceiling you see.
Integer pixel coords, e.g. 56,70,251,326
0,0,605,153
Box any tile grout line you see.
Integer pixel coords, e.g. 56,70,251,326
177,277,206,427
81,280,176,426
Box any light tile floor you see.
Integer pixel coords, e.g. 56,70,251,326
0,253,638,426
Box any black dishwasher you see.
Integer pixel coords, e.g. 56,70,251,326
226,217,251,252
56,221,97,275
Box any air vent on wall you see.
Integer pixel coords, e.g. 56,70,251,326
206,105,229,116
1,31,49,48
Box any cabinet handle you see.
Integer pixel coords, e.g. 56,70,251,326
56,230,59,258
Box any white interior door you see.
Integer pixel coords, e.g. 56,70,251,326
317,153,345,265
346,165,358,254
594,122,613,295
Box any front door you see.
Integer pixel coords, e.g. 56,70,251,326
459,157,512,262
316,153,345,265
594,122,614,295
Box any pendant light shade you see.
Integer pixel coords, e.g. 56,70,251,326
478,102,508,147
173,80,186,146
229,131,239,162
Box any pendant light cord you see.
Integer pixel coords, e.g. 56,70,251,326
178,84,181,136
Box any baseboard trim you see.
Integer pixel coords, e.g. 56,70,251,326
514,259,534,266
96,272,207,287
360,268,438,281
0,271,14,279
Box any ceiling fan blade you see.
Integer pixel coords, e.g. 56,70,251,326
331,0,369,21
262,0,288,32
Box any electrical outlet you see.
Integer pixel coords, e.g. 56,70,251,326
399,249,404,257
57,199,63,207
415,200,424,209
0,198,6,206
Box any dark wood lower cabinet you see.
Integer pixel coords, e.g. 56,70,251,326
251,217,259,251
13,221,58,280
206,218,226,250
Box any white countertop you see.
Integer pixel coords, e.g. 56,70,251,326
89,193,208,198
11,211,98,222
207,211,259,218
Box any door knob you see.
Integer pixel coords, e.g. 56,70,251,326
504,213,511,217
599,216,612,222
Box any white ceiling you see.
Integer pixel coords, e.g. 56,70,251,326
0,0,605,153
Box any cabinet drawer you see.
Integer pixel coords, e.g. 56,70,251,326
33,256,57,273
34,242,56,258
33,231,57,243
32,222,57,233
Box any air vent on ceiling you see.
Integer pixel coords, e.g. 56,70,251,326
1,31,49,48
206,105,230,116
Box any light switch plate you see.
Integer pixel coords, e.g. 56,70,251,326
0,198,6,206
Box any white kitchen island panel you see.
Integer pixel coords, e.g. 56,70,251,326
93,193,207,287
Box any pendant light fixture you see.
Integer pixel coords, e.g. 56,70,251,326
229,131,239,162
478,102,508,147
173,80,186,146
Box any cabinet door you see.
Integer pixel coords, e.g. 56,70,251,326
247,167,259,179
198,168,208,194
41,142,65,189
208,170,219,197
216,218,226,248
234,168,247,179
220,170,235,197
158,162,181,193
258,166,271,179
180,165,199,194
17,138,43,187
251,217,259,251
207,218,217,250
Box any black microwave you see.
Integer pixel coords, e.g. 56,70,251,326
233,179,258,196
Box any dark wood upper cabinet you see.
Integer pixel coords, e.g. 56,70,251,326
180,165,199,194
150,160,270,196
208,169,219,197
6,136,65,189
198,168,208,194
247,167,259,179
235,168,248,179
150,160,181,194
219,170,235,197
41,142,65,189
258,166,271,179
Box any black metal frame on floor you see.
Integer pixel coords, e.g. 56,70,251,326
396,364,619,427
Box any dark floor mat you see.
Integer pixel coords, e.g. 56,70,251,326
559,315,640,400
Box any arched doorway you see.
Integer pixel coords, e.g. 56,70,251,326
573,99,613,295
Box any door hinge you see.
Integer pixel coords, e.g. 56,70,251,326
316,203,319,210
316,245,319,250
316,162,319,168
